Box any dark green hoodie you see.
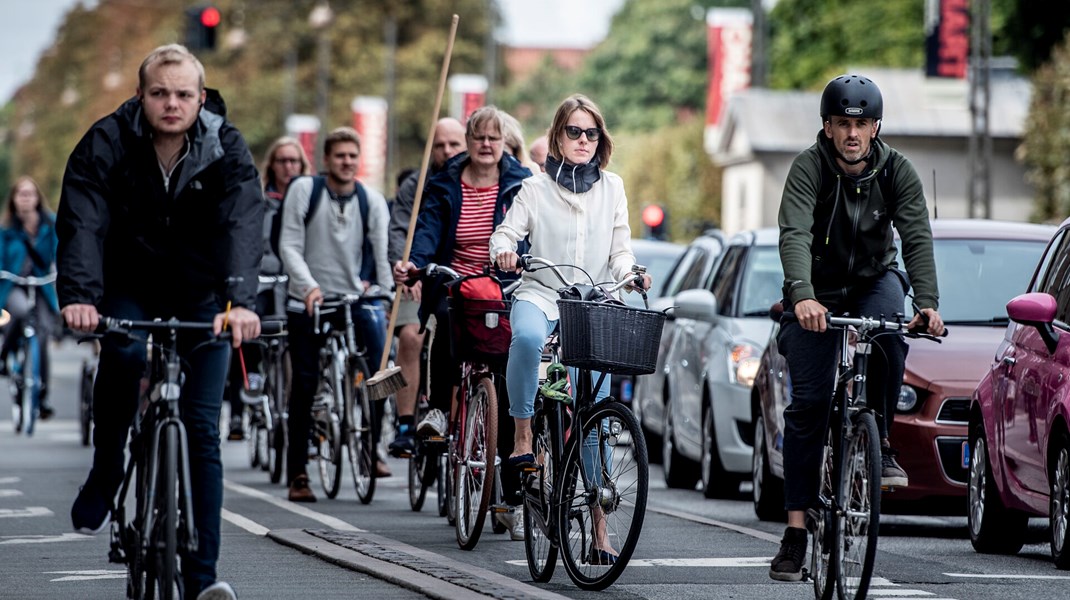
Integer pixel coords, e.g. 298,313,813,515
778,133,938,311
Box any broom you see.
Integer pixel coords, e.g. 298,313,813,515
366,14,460,401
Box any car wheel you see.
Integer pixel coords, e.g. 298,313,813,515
968,422,1027,554
662,399,699,489
701,400,741,499
1051,429,1070,570
752,412,785,521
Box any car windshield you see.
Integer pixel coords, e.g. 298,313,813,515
739,246,785,317
902,238,1048,323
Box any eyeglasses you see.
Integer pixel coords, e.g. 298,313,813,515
470,135,502,145
274,157,302,165
564,125,601,141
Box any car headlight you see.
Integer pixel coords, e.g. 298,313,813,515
896,385,918,412
729,344,761,388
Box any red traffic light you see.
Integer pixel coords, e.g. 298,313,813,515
200,6,221,28
641,204,665,228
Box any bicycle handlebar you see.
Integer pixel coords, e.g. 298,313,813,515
518,255,647,295
0,270,56,287
96,316,285,337
258,274,289,285
778,310,948,340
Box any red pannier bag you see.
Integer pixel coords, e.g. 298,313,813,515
446,273,512,365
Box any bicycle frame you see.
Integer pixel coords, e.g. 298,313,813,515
2,270,56,436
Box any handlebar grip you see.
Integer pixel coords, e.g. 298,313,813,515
260,319,286,336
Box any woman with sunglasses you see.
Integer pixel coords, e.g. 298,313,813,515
490,94,652,560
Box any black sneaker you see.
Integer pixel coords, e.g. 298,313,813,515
39,399,55,421
71,476,112,535
388,431,416,457
881,447,909,488
769,526,808,582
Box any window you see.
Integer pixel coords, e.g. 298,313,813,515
662,246,706,297
738,246,786,317
710,247,744,315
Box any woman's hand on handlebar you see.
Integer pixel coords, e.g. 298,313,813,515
627,273,652,293
215,306,260,347
908,307,945,337
495,250,521,274
62,303,100,333
794,298,828,333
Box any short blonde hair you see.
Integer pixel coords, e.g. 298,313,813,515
465,106,507,142
547,94,613,169
138,43,206,91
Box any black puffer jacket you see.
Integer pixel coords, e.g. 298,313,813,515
57,90,263,312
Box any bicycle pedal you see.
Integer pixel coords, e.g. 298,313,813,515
490,504,510,514
423,435,446,444
520,464,539,473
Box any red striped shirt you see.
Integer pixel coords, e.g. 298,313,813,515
452,182,498,275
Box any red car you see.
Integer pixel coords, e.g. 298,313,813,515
969,217,1070,569
752,219,1056,521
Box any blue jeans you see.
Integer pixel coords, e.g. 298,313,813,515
89,296,229,596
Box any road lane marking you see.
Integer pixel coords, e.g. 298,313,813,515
221,507,270,536
944,573,1070,580
222,479,362,532
0,476,21,484
647,504,781,543
866,591,935,596
0,489,24,497
45,569,126,582
0,506,53,518
1,533,92,545
505,557,773,567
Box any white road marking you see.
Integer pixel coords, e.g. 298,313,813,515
0,489,24,497
0,533,92,545
866,590,935,597
944,573,1070,580
222,479,362,532
45,569,126,582
221,507,270,536
647,505,781,543
505,557,773,567
0,476,21,484
0,506,53,518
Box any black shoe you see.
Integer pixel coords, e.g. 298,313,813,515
881,447,909,488
71,475,113,535
387,431,416,458
38,399,55,421
227,416,244,441
769,526,808,582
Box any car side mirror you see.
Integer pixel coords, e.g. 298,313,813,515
1007,292,1060,354
673,289,718,322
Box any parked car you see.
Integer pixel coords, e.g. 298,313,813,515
969,217,1070,569
642,227,783,498
752,219,1056,521
613,238,686,405
633,229,725,462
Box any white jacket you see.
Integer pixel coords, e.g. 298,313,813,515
489,170,636,320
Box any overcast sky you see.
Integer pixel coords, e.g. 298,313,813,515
0,0,625,103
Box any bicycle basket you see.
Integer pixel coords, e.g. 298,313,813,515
557,299,665,376
446,274,512,364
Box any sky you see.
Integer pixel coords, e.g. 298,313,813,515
0,0,626,103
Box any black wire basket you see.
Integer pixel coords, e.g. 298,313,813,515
557,299,665,375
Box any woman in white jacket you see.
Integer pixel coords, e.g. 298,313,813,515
490,94,651,559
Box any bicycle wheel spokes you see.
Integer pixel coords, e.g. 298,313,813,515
455,377,498,550
812,433,837,600
837,411,881,600
347,362,376,505
558,401,648,591
315,397,343,499
524,411,558,582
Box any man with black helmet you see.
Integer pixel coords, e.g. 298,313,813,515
769,74,945,582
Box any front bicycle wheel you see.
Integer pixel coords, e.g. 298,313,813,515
558,400,648,591
316,359,344,498
346,358,376,504
524,406,558,582
80,361,95,447
437,451,450,518
455,376,498,550
836,410,881,600
268,347,289,484
812,428,838,600
154,423,180,600
408,444,436,512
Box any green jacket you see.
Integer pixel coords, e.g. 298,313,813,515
778,133,938,311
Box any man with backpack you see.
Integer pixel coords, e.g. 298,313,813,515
278,126,391,502
770,74,945,582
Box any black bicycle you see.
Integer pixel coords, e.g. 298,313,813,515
777,308,944,600
1,270,56,436
517,255,657,591
243,274,290,484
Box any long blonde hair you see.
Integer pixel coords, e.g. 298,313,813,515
260,136,311,191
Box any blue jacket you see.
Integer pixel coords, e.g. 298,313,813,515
0,215,60,313
409,152,531,280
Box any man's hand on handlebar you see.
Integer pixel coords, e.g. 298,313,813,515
62,303,101,333
908,307,945,337
304,287,323,316
214,306,261,348
794,298,828,333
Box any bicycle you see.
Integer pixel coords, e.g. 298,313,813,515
240,274,290,484
406,263,514,550
310,289,390,504
1,270,56,436
402,321,448,513
776,307,945,600
80,340,99,446
516,255,657,591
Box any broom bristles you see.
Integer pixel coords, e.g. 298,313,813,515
366,365,406,401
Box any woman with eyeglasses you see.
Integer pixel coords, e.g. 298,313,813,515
393,105,532,498
490,94,652,560
225,137,311,441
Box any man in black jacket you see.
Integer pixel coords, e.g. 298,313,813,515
58,44,261,600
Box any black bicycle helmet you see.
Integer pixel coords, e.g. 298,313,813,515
820,74,883,121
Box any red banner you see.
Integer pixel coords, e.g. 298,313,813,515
925,0,969,79
705,8,753,128
351,96,388,192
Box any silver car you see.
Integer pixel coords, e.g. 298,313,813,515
658,228,783,498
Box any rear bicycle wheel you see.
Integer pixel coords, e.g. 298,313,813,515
557,400,648,591
346,358,376,504
524,406,558,582
455,376,498,550
437,452,450,518
811,429,838,600
408,444,435,512
836,411,881,600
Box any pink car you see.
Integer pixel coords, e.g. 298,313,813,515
969,220,1070,569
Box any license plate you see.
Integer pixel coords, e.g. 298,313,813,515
961,441,970,469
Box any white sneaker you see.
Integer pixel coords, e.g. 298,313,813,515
416,408,447,437
197,581,237,600
496,505,525,541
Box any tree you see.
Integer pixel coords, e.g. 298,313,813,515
1018,31,1070,222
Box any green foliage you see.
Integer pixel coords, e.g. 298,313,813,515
1019,33,1070,223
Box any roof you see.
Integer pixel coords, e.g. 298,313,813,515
714,67,1032,155
928,218,1056,241
727,227,780,247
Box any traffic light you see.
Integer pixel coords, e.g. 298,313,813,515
185,5,221,51
641,203,669,240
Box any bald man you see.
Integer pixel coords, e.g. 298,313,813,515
528,135,548,172
387,117,466,457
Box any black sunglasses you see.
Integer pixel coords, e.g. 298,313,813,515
564,125,602,141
